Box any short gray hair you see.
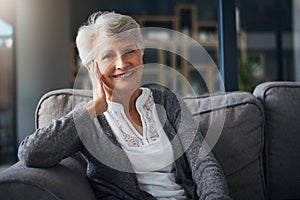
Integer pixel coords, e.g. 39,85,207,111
76,11,144,65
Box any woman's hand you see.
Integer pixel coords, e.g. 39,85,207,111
84,60,108,118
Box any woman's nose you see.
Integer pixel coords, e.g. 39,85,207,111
115,55,128,70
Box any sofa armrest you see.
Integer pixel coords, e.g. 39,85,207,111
0,157,96,200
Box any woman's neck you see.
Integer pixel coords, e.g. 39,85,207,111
107,88,142,113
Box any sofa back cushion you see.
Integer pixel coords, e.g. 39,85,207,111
184,92,266,200
36,89,266,199
35,89,92,129
254,82,300,200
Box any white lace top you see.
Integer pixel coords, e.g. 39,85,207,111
104,88,185,199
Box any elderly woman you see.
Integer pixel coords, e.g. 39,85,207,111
18,11,231,200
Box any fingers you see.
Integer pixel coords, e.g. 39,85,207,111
94,63,105,95
84,60,109,117
87,60,100,85
87,60,111,88
88,60,107,97
92,60,102,83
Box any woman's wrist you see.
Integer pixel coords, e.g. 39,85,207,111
83,100,107,118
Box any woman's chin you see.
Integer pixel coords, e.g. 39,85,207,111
115,84,139,93
109,81,140,94
110,76,142,92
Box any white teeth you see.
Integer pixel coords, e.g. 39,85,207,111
113,70,134,78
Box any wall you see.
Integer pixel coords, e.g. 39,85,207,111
0,0,15,25
16,0,71,143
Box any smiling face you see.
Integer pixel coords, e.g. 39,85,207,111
93,37,144,96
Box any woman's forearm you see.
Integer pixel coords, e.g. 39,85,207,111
18,104,87,168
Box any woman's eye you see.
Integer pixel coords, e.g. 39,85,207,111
124,49,136,54
103,53,114,60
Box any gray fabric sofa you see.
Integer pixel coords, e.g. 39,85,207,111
0,81,300,200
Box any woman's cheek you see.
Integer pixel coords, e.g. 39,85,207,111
98,63,110,75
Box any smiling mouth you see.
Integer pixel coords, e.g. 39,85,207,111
111,70,136,79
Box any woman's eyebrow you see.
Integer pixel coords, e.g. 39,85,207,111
123,44,138,50
99,49,114,57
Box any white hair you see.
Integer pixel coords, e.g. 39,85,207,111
76,11,144,65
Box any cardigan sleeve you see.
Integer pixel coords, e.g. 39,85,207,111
18,102,90,168
163,90,232,200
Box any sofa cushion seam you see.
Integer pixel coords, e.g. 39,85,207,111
191,101,263,116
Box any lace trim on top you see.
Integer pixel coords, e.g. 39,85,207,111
106,88,160,148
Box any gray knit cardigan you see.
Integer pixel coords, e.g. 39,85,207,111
18,89,232,200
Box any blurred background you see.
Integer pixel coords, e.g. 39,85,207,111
0,0,299,169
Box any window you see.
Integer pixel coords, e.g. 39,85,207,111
0,18,16,166
236,0,297,91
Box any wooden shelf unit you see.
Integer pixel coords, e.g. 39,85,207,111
69,4,247,95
